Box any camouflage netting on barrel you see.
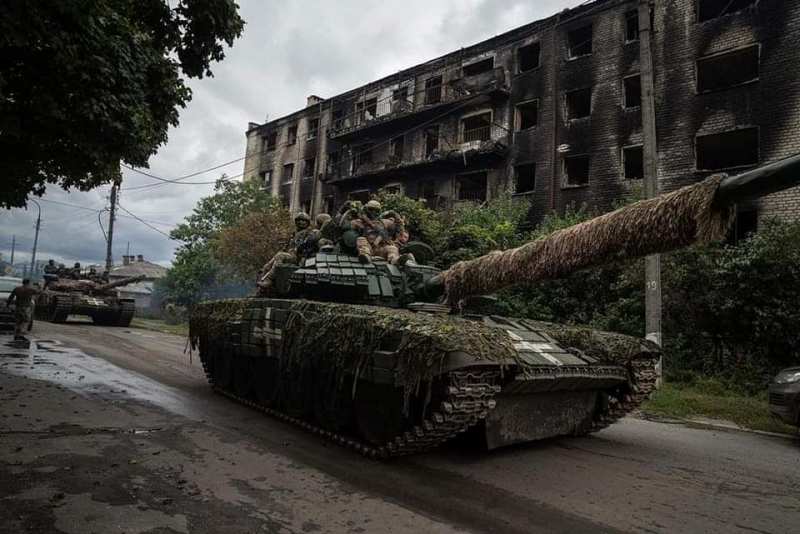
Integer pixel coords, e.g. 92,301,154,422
442,175,735,306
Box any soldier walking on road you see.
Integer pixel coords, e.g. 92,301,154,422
5,279,39,340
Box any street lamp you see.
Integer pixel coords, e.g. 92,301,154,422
28,199,41,276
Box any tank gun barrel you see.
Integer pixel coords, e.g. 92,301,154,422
95,274,147,292
434,154,800,305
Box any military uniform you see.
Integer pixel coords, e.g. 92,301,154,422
6,282,39,339
257,212,316,294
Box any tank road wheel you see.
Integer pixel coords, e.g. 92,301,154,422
213,352,233,390
353,381,407,445
233,357,255,399
49,298,69,323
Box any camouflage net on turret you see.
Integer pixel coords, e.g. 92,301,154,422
441,175,735,306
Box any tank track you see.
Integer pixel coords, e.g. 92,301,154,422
209,365,501,459
586,357,659,433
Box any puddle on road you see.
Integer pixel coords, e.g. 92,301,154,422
0,336,206,421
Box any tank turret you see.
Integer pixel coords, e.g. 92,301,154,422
191,154,800,458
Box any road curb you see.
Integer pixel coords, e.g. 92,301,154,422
637,413,799,441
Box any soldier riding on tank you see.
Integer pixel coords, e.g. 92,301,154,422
257,211,318,294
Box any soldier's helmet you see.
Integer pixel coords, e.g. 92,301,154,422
294,212,311,227
73,262,81,269
364,200,382,217
48,259,55,265
315,213,332,228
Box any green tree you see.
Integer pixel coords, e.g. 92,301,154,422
0,0,245,208
162,178,274,305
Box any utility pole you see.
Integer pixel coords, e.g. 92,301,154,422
639,0,663,383
29,199,41,277
106,178,120,272
10,235,15,265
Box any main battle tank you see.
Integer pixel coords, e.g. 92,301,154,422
36,275,146,326
190,155,800,458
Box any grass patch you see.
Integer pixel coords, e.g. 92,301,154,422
642,379,798,435
130,318,189,337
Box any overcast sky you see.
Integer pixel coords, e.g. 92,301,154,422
0,0,583,269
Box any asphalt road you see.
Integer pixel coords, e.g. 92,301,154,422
2,319,799,533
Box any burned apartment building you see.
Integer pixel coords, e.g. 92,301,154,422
243,0,800,232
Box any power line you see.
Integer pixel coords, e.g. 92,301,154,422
117,203,175,240
34,197,175,227
121,156,247,190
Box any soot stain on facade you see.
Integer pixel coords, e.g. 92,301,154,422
242,0,800,230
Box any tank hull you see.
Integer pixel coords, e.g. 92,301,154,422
35,291,137,327
191,298,658,458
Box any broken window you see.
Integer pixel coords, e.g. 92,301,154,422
259,169,273,188
393,87,409,102
356,98,378,123
462,112,492,142
565,87,592,120
463,57,494,77
282,163,294,184
332,109,344,130
287,125,297,146
390,136,404,161
567,24,592,58
625,10,639,42
354,144,373,169
697,45,759,93
303,157,315,178
696,128,759,170
517,42,541,73
457,172,487,202
514,163,536,193
623,146,644,179
515,100,539,130
425,76,443,105
623,75,641,108
265,131,277,151
306,117,319,140
323,195,335,215
564,155,590,186
425,125,440,156
698,0,757,22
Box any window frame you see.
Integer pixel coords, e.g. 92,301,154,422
264,131,278,152
622,74,642,110
694,126,760,172
624,9,639,44
566,24,593,60
515,98,540,131
303,157,316,179
306,117,319,141
455,171,489,202
695,43,761,95
516,41,542,74
562,153,591,188
460,109,494,143
513,162,537,195
282,163,295,185
621,144,644,180
462,56,495,77
696,0,758,23
564,86,593,121
287,124,298,146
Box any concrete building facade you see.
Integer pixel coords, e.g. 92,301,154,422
242,0,800,232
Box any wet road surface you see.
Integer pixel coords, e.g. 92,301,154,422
2,320,799,533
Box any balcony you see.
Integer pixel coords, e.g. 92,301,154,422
328,67,509,141
324,126,509,184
